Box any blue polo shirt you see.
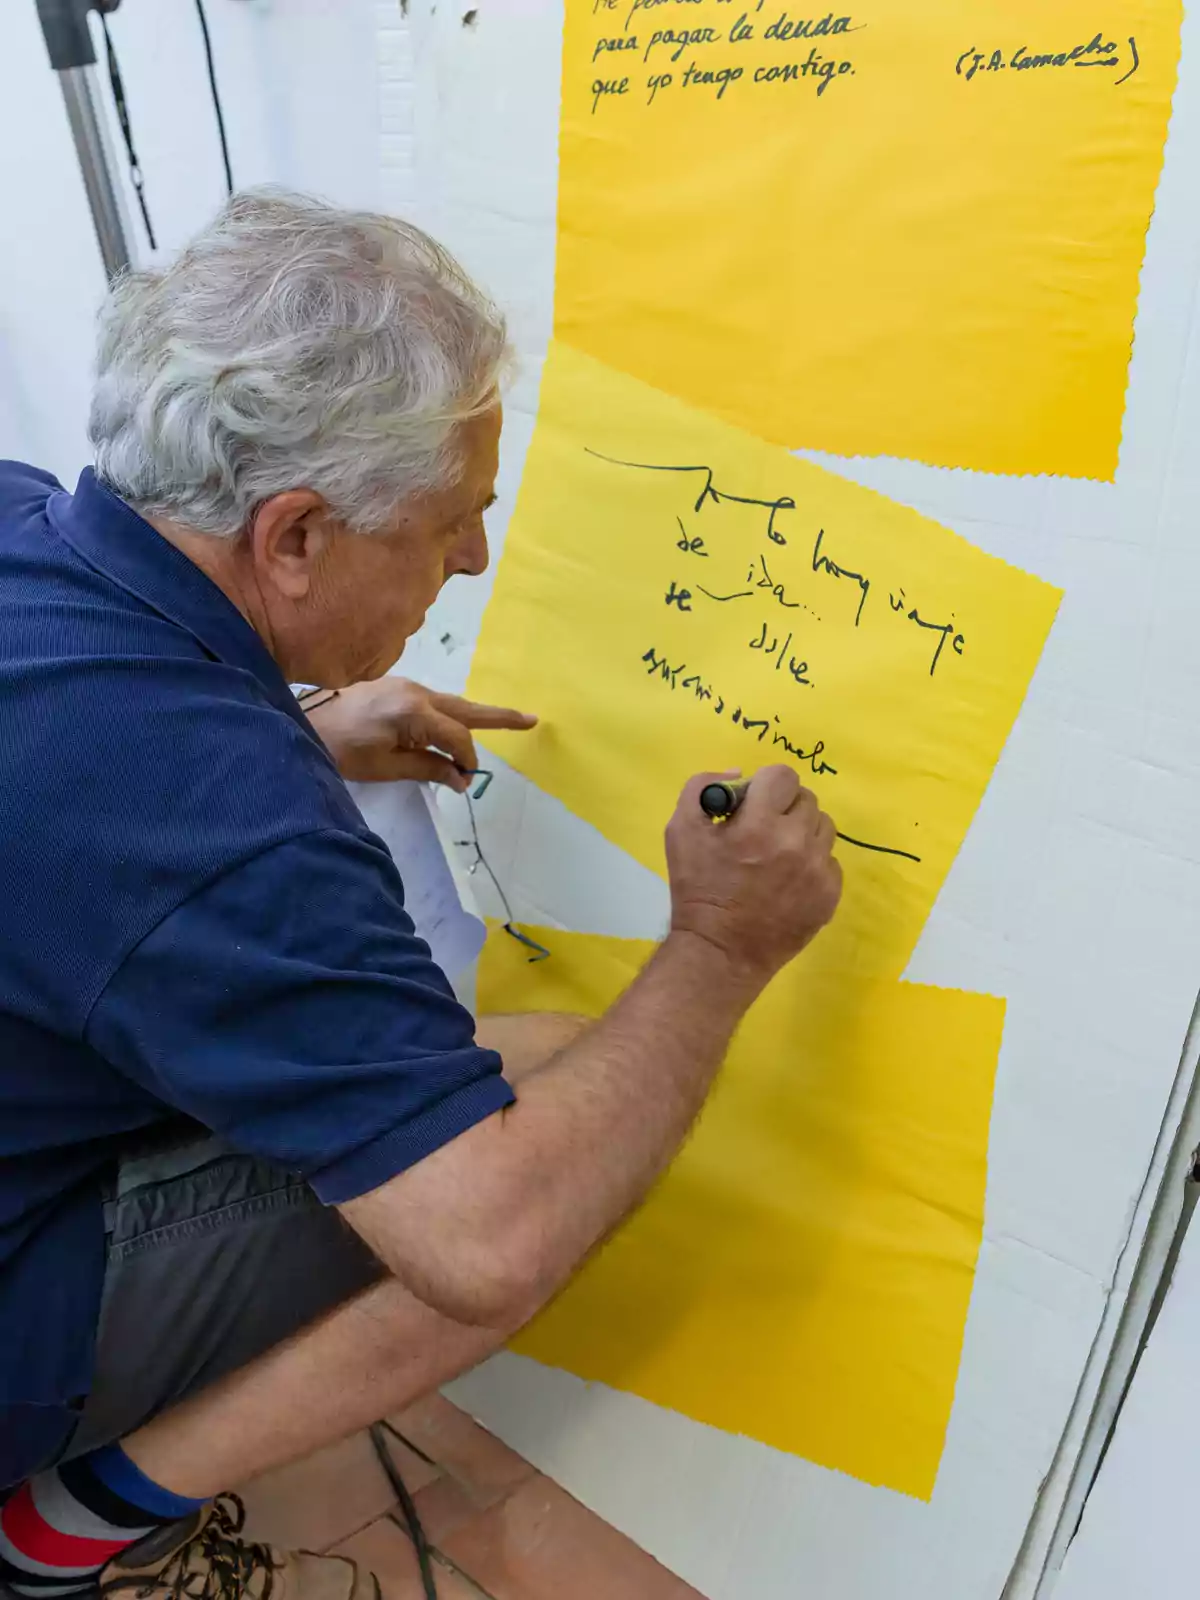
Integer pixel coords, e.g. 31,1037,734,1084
0,462,514,1487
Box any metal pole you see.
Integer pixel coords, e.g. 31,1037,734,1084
36,0,132,281
57,66,131,279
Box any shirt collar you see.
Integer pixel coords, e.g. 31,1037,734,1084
49,469,306,725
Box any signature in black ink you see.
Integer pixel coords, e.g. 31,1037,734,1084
956,32,1139,86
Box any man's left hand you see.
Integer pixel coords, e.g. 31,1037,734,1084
306,678,537,789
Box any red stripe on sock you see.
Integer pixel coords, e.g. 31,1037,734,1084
1,1488,133,1569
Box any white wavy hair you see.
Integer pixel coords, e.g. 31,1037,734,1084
89,189,511,536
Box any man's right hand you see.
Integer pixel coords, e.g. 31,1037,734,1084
341,765,844,1335
666,767,842,989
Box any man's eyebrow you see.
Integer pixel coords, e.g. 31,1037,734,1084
443,491,497,531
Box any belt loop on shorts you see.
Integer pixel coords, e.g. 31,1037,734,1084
100,1163,119,1235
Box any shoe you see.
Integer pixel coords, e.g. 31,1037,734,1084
99,1495,379,1600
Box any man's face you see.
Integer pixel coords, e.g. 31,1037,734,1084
290,405,502,685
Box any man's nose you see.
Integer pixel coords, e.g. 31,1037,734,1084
448,520,490,579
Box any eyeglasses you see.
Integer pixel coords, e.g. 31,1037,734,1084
453,769,551,962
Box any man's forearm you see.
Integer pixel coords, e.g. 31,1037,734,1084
475,1012,589,1081
342,930,761,1326
486,930,761,1290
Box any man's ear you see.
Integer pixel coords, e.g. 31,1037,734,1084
249,490,333,601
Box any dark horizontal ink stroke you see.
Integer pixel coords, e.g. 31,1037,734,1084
585,448,796,541
697,585,753,602
585,447,721,508
834,829,922,864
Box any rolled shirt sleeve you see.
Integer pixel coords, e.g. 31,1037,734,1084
86,827,514,1202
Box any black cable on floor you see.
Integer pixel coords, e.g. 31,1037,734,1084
369,1422,439,1600
194,0,234,194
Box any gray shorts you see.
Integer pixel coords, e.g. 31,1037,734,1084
62,1124,381,1463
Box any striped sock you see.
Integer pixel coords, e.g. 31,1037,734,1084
0,1443,205,1596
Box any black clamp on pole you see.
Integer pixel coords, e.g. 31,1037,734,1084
36,0,110,69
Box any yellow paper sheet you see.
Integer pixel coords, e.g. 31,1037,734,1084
470,342,1061,980
557,0,1181,479
480,926,1004,1498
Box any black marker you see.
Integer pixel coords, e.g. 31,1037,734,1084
699,779,749,820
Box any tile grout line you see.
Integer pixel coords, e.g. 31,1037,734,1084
432,1545,501,1600
380,1416,511,1497
379,1415,703,1597
317,1514,384,1556
382,1509,500,1600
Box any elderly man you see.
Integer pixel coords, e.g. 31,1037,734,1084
0,191,841,1600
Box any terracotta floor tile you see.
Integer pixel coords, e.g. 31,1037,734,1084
410,1471,501,1548
435,1475,705,1600
333,1517,490,1599
386,1397,535,1499
239,1428,439,1552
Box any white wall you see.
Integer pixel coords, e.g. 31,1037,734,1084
0,0,397,482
